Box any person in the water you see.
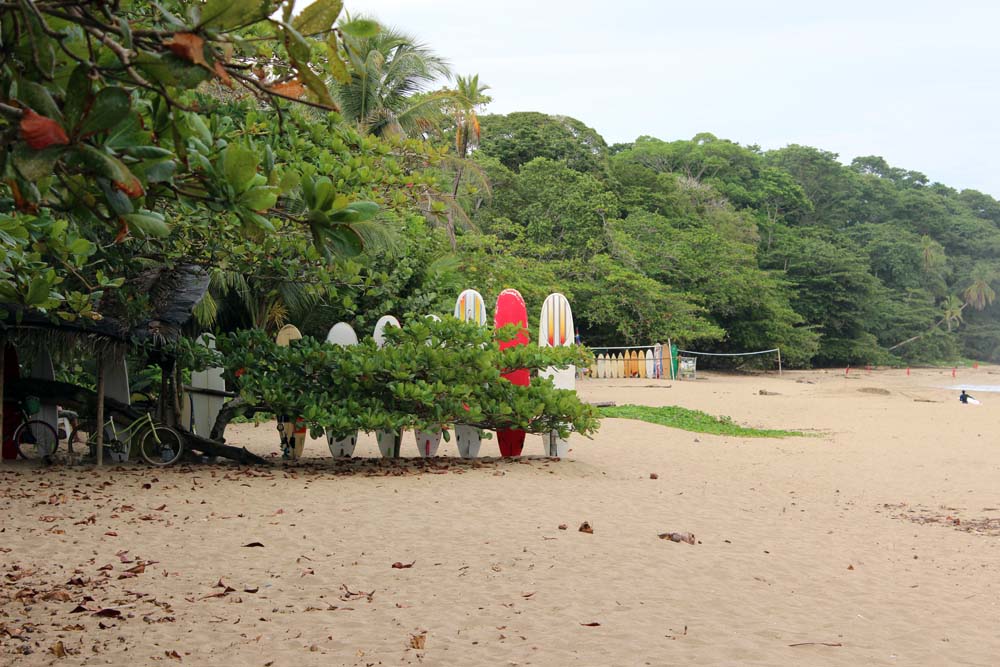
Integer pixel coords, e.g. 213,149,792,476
959,390,975,404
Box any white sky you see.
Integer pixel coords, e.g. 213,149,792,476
347,0,1000,197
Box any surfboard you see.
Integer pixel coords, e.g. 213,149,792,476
373,315,403,457
653,343,663,379
455,288,488,325
101,353,131,462
275,324,306,460
494,289,529,457
190,334,225,439
637,350,647,378
30,349,57,435
617,354,625,378
2,345,19,459
645,348,656,379
967,398,982,405
597,354,607,379
325,323,360,457
538,293,575,457
453,290,488,458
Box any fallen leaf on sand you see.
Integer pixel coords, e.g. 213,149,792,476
242,542,264,548
409,633,426,649
580,622,601,627
558,524,567,530
166,649,183,660
658,531,696,545
93,608,122,618
391,561,415,569
650,473,659,479
578,522,593,534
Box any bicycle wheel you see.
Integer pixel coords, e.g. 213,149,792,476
68,420,113,460
138,424,184,466
14,420,58,460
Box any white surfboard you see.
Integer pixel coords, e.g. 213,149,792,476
967,397,982,405
95,354,131,462
596,354,606,379
645,348,655,379
453,290,488,459
325,323,360,457
190,334,225,439
275,324,306,460
30,348,57,430
539,293,575,457
454,288,488,325
373,316,402,457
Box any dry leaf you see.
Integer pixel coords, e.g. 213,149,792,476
409,633,426,649
269,80,306,98
650,473,659,479
242,542,264,548
165,649,183,661
165,33,208,67
92,608,121,618
578,521,593,534
391,561,415,569
50,640,67,657
558,524,567,530
580,622,601,627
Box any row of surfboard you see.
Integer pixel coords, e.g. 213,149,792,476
187,288,578,460
591,349,668,379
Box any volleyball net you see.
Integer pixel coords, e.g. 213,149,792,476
587,344,782,379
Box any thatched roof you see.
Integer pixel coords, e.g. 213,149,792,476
0,264,209,350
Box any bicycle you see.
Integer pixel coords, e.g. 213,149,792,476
12,396,59,460
68,411,184,466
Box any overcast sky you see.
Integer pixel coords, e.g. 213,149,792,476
348,0,1000,197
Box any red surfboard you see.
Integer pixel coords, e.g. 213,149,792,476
494,289,529,456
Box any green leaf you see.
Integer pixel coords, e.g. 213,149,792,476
292,0,343,35
339,18,380,38
123,211,171,238
200,0,274,30
25,277,51,307
18,80,62,121
12,144,63,181
222,145,259,192
79,88,131,136
63,65,92,131
321,225,364,257
295,59,338,109
281,23,311,63
239,186,279,211
187,113,213,146
329,201,379,223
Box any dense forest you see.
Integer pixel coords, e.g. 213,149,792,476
3,0,999,372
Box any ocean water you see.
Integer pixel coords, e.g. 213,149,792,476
944,385,1000,393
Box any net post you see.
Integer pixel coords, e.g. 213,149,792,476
777,348,782,375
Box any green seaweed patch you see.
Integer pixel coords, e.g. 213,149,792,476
600,404,803,438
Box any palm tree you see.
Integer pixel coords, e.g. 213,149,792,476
940,295,965,331
334,22,452,137
962,263,996,311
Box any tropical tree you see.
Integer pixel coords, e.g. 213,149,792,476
334,21,452,137
963,263,997,311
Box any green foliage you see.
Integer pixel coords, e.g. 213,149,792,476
477,113,610,177
601,404,803,438
216,317,599,438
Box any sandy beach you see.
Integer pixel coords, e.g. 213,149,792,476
2,367,1000,666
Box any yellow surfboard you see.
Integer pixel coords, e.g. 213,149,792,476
638,349,647,378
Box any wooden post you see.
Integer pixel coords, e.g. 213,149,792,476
777,348,783,375
667,339,674,380
95,353,105,466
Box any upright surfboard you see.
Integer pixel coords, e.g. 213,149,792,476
495,289,529,457
373,315,403,458
275,324,306,460
190,334,225,438
645,348,656,379
455,288,488,325
617,354,625,378
453,289,488,458
30,349,57,433
2,345,19,459
538,293,575,457
325,323,360,457
101,354,131,462
638,349,648,378
596,354,607,379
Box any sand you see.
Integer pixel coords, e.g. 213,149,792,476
2,367,999,666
